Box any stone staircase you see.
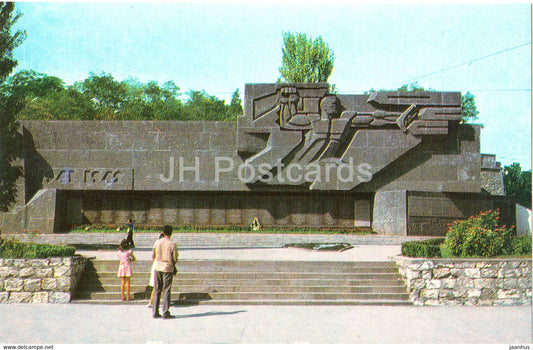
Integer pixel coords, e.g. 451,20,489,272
73,259,412,305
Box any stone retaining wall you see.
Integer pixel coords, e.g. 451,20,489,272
0,255,87,303
395,256,532,306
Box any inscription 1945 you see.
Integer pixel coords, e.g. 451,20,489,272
44,168,133,190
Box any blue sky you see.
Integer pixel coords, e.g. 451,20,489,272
12,1,532,169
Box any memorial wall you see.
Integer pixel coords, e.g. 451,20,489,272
0,83,513,235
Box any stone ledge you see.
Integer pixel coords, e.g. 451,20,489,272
395,256,532,306
0,255,87,304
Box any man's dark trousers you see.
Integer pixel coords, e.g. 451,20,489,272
153,270,173,317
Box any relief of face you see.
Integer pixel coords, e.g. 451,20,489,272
320,96,340,118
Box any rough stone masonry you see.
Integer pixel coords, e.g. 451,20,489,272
395,256,532,306
0,256,87,303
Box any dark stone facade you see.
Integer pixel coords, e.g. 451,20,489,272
0,83,513,235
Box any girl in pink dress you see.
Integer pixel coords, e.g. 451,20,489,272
117,239,136,301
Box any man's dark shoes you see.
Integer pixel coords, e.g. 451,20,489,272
153,313,162,319
163,312,175,319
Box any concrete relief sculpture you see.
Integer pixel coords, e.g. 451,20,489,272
237,84,462,190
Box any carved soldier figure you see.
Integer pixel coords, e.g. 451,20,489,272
278,87,319,130
237,84,462,190
298,95,353,163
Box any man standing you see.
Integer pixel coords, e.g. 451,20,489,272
125,219,135,248
152,225,178,319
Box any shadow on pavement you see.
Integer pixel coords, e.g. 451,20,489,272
173,310,247,319
70,244,119,250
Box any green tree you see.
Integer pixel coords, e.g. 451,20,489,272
503,163,532,208
153,81,183,120
6,70,240,122
76,72,128,118
22,87,96,120
120,79,183,120
279,32,335,83
227,89,243,119
397,82,433,92
7,70,64,98
366,82,434,94
461,91,479,123
6,70,96,120
0,2,26,211
182,90,228,121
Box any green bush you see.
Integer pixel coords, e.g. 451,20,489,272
510,235,532,255
401,238,445,258
445,210,517,257
0,239,75,259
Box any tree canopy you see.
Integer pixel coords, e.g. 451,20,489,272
279,32,335,83
0,2,25,211
461,91,479,123
8,70,243,121
503,162,532,208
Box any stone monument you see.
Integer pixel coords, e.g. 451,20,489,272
0,83,514,236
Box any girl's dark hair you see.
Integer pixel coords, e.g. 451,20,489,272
119,239,129,251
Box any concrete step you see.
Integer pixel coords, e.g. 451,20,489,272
74,291,410,301
70,299,413,306
73,259,412,305
80,275,405,287
82,271,403,281
76,284,409,294
79,278,406,288
88,260,399,273
190,299,414,306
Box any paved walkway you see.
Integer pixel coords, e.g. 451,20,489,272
6,232,406,262
6,232,407,262
79,245,402,262
0,303,530,343
4,232,431,249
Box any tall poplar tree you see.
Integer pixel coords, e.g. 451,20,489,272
279,32,335,83
0,2,25,211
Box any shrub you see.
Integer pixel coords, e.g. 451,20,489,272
401,238,445,258
445,210,516,257
0,239,75,259
510,235,532,255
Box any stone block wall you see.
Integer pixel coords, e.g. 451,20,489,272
395,256,531,306
0,255,87,303
516,204,532,235
60,191,366,229
372,190,407,236
406,191,515,236
0,100,506,235
355,125,482,194
480,154,505,195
